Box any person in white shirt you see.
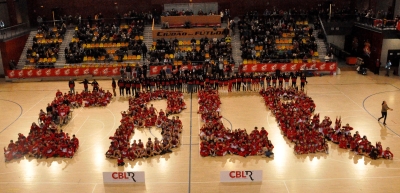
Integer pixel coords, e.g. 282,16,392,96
0,20,4,34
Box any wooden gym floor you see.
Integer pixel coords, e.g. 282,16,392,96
1,71,400,193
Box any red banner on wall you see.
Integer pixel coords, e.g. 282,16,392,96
241,62,337,73
7,62,336,79
7,67,122,79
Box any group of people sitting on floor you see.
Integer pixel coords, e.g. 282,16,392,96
4,132,79,161
105,90,186,165
198,87,275,158
3,90,82,162
260,87,394,159
239,11,317,63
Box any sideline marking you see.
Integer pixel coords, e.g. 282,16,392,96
0,99,23,134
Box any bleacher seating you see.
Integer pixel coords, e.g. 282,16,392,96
25,23,66,68
239,11,319,64
66,18,147,64
148,36,234,66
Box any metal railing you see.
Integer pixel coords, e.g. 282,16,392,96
0,23,31,40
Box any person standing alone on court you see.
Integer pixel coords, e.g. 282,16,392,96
385,60,392,76
378,101,393,125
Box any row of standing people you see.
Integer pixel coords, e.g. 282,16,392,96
110,71,308,96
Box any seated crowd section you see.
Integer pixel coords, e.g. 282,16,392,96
105,90,186,164
198,87,274,158
3,82,113,162
66,13,147,64
260,87,394,160
239,10,319,64
25,22,67,68
149,35,233,66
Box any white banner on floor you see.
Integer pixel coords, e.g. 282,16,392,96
220,170,263,182
103,171,145,183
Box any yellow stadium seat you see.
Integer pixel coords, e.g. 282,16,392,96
137,55,141,60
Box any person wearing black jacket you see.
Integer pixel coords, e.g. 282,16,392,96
126,65,132,79
79,79,91,92
300,73,307,91
271,73,277,88
187,75,194,93
91,79,99,91
111,78,117,96
142,63,148,78
117,77,125,96
291,73,298,88
142,43,148,59
125,78,131,96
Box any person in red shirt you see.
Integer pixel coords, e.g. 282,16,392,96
71,134,79,151
117,155,125,166
382,147,394,160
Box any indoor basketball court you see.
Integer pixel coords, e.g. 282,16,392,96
1,71,400,193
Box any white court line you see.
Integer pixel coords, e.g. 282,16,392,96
283,181,290,193
74,116,89,135
91,183,98,193
332,85,364,110
21,95,48,117
62,113,80,131
80,119,106,146
78,107,117,154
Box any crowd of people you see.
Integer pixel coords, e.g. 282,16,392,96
149,36,233,66
239,11,317,63
3,90,81,162
116,69,308,97
3,80,117,162
198,87,274,158
64,11,147,64
68,79,114,107
105,90,186,165
26,23,67,67
260,87,394,159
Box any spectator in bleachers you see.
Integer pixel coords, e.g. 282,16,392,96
239,10,317,63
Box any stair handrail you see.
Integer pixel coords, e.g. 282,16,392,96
317,15,330,50
0,23,30,40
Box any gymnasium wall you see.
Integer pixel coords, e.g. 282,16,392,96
0,51,4,76
348,26,383,71
327,35,346,50
27,0,356,23
381,39,400,64
0,34,29,72
0,2,10,26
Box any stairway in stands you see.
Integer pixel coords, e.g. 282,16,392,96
229,23,242,70
16,31,37,69
142,25,155,62
55,29,75,67
310,24,327,61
